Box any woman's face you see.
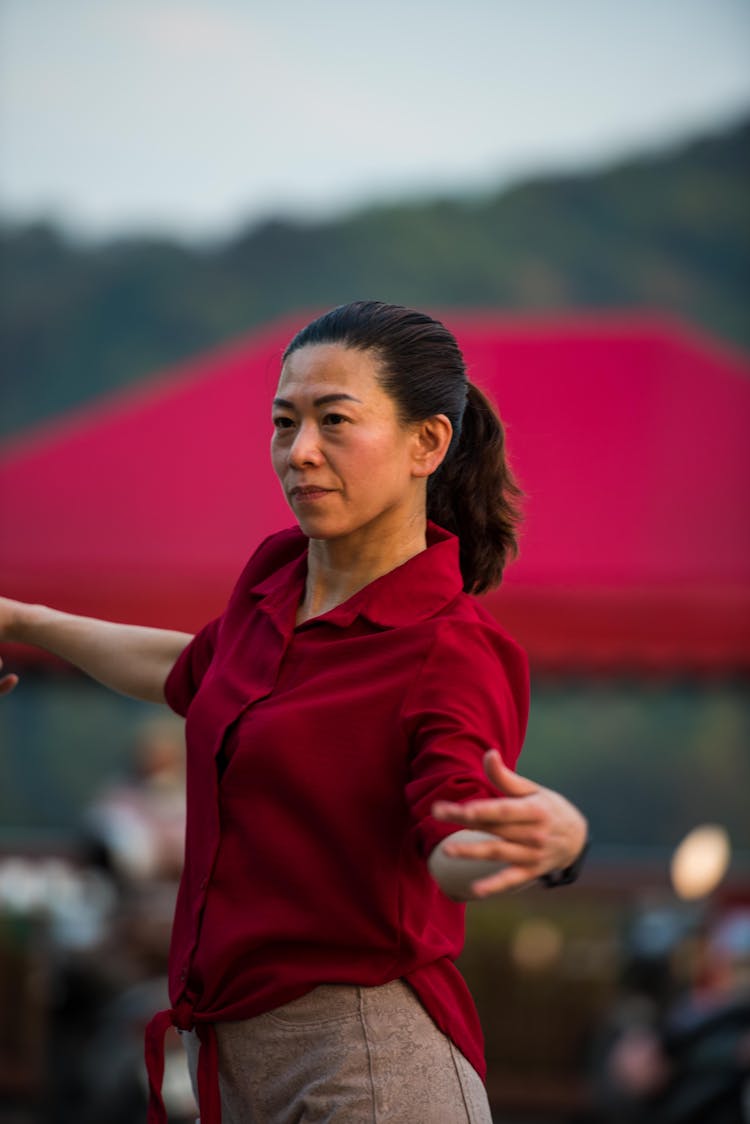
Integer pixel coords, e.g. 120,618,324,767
272,343,433,545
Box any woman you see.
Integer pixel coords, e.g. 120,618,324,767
0,301,588,1123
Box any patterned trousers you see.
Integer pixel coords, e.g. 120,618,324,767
181,977,492,1123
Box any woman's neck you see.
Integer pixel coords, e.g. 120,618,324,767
297,518,427,624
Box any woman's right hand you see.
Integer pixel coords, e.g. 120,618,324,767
0,658,19,696
0,597,25,695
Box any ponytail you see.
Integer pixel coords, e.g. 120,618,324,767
427,383,523,594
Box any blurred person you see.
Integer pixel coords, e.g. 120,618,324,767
0,301,589,1124
82,715,187,985
41,720,188,1122
592,908,750,1123
589,907,688,1123
85,716,186,888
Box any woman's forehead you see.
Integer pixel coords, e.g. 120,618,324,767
276,343,384,398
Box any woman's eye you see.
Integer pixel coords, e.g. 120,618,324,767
272,416,294,430
323,413,347,426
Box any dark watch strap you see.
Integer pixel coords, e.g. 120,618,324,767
539,838,590,888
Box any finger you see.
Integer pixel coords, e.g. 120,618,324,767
442,824,546,848
0,673,19,696
442,837,543,864
484,750,540,798
432,798,544,827
442,823,547,851
470,864,541,899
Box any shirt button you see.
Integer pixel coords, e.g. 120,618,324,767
180,970,187,981
199,877,208,891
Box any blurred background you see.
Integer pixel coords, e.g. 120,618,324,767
0,1,749,1121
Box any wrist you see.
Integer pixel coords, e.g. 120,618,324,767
6,601,49,644
540,836,590,888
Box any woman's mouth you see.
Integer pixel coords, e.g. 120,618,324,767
290,486,335,502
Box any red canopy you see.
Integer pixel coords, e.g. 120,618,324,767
1,312,748,673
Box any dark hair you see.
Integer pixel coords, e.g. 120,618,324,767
283,300,523,594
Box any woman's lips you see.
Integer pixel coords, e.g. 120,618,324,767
289,486,335,502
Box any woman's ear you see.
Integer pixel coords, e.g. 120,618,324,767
411,414,453,478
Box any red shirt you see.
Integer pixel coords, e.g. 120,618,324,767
145,522,528,1121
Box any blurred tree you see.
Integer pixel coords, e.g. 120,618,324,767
1,116,748,440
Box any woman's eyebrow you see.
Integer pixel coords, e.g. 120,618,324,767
272,393,363,409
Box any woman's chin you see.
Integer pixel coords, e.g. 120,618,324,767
292,511,347,541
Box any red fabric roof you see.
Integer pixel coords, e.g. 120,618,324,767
1,312,748,673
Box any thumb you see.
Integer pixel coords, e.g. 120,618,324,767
483,749,539,797
0,658,19,696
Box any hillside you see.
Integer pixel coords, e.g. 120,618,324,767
1,115,748,439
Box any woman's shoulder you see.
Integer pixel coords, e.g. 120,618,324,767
403,597,530,741
412,595,530,700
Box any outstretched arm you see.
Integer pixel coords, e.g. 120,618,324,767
428,749,588,900
0,596,193,704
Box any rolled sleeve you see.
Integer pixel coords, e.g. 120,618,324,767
401,619,529,857
164,617,221,716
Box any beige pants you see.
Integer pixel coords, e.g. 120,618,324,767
182,978,492,1123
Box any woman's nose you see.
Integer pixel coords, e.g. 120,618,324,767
288,422,323,467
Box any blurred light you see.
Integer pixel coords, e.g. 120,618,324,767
670,823,731,900
510,918,564,972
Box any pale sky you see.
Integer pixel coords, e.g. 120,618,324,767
1,0,749,241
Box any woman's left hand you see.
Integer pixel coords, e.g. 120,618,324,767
431,749,588,898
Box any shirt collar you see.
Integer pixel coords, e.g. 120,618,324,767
249,522,464,632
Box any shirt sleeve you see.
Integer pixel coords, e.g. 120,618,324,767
163,616,222,716
401,618,530,858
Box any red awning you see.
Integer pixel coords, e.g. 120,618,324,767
1,312,748,673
